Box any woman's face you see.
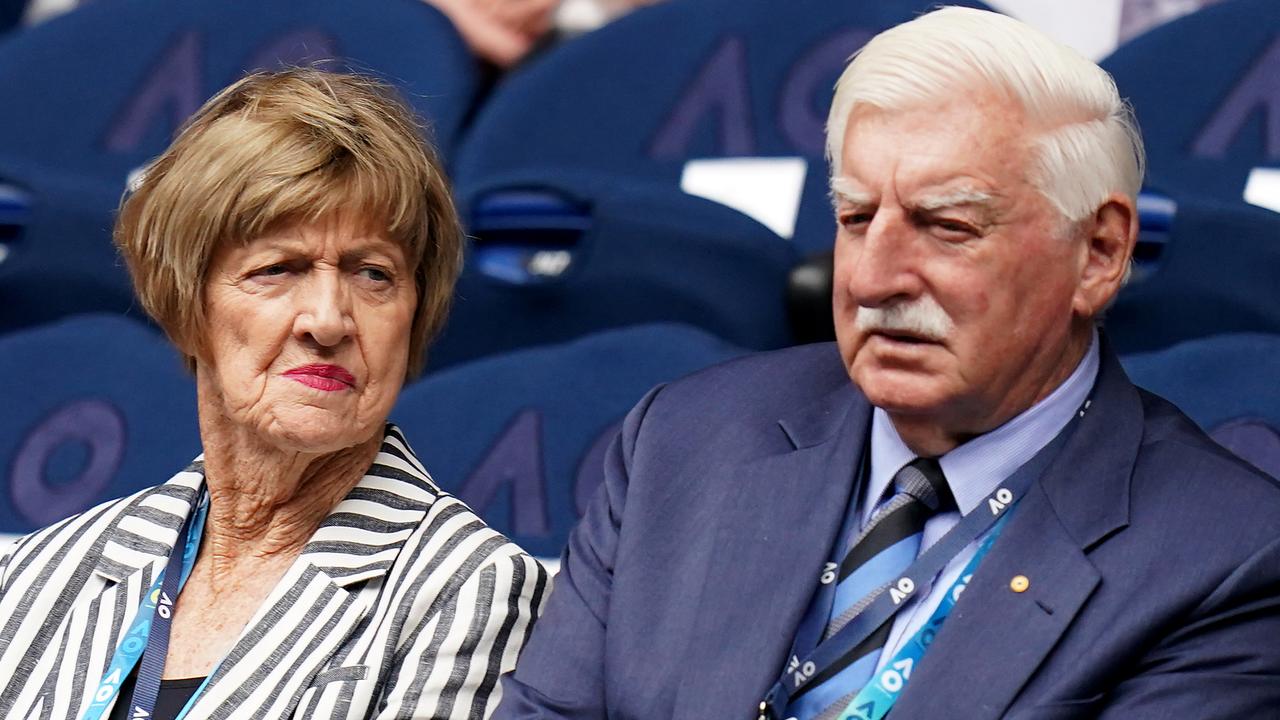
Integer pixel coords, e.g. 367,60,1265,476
198,214,417,453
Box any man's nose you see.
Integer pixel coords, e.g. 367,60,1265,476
845,210,923,309
293,270,355,348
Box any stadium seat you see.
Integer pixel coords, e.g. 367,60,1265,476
0,165,147,334
1105,192,1280,354
393,323,749,559
0,0,21,37
1122,333,1280,479
1102,0,1280,210
0,314,198,537
427,170,797,369
453,0,992,255
0,0,478,198
0,0,477,334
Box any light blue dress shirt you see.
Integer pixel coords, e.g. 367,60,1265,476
862,329,1100,672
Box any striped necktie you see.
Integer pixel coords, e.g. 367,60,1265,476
786,458,956,720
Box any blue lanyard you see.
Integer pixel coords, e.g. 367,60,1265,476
759,410,1081,720
80,487,208,720
835,511,1014,720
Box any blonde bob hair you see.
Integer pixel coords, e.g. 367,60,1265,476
115,67,463,377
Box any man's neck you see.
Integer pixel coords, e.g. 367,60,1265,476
890,324,1096,457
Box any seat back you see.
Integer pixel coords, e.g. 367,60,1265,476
1122,333,1280,479
1106,193,1280,354
1101,0,1280,208
0,0,477,333
0,315,199,537
428,171,796,369
454,0,990,254
394,324,748,559
0,0,477,187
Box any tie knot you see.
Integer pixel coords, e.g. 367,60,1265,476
893,457,956,514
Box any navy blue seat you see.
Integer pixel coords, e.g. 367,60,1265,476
394,323,748,559
1122,333,1280,480
1105,192,1280,354
453,0,990,255
427,170,796,369
0,0,477,186
0,0,477,334
0,167,148,333
1101,0,1279,206
0,314,198,537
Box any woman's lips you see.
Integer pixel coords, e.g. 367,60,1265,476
283,364,356,392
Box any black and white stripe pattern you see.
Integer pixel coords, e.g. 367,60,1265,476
0,424,549,719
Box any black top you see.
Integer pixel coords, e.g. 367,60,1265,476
107,668,206,720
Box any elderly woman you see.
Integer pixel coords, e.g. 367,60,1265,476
0,69,547,719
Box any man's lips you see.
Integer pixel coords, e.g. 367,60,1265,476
867,329,941,345
283,364,356,391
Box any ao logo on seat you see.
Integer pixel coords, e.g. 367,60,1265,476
104,28,338,154
453,408,621,540
9,400,125,526
648,28,873,160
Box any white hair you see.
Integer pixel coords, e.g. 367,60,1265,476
855,295,954,341
826,6,1145,224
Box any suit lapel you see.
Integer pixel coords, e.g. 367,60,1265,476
893,345,1145,718
889,481,1101,719
183,426,435,719
674,385,870,720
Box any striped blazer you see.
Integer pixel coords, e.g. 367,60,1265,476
0,425,550,719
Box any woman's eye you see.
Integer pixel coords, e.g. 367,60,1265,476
359,266,392,283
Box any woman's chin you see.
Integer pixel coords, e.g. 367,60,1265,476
257,411,379,455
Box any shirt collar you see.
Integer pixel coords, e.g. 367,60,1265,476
866,328,1100,521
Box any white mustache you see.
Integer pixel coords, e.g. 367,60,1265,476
854,296,954,341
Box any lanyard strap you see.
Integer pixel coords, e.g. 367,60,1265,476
760,411,1080,719
80,488,208,720
835,512,1014,720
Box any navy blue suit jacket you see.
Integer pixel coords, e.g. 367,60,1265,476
497,342,1280,719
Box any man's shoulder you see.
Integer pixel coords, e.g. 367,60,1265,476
647,342,851,421
1137,388,1279,489
1128,388,1280,535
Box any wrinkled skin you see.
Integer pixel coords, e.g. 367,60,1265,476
831,94,1135,455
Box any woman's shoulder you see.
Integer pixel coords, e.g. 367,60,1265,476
366,426,549,601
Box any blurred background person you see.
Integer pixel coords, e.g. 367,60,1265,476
0,68,547,720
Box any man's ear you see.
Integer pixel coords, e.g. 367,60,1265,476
1073,192,1137,318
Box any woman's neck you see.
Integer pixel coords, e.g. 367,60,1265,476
195,417,382,578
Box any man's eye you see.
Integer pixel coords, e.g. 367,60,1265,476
256,264,289,277
840,212,873,227
935,219,977,236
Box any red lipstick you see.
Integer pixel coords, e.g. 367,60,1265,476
283,364,356,392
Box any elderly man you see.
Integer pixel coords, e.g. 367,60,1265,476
495,7,1280,719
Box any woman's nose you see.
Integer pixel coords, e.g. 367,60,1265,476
293,271,355,348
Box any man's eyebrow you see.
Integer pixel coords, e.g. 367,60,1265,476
912,189,997,211
829,178,873,208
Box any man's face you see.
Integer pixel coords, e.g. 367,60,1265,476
832,94,1091,445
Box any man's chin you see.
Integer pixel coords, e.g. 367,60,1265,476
852,370,951,416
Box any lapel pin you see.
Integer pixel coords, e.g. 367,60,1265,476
1010,575,1030,593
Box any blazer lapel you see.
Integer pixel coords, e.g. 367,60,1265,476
39,465,206,720
674,385,871,720
183,426,435,719
892,345,1144,718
